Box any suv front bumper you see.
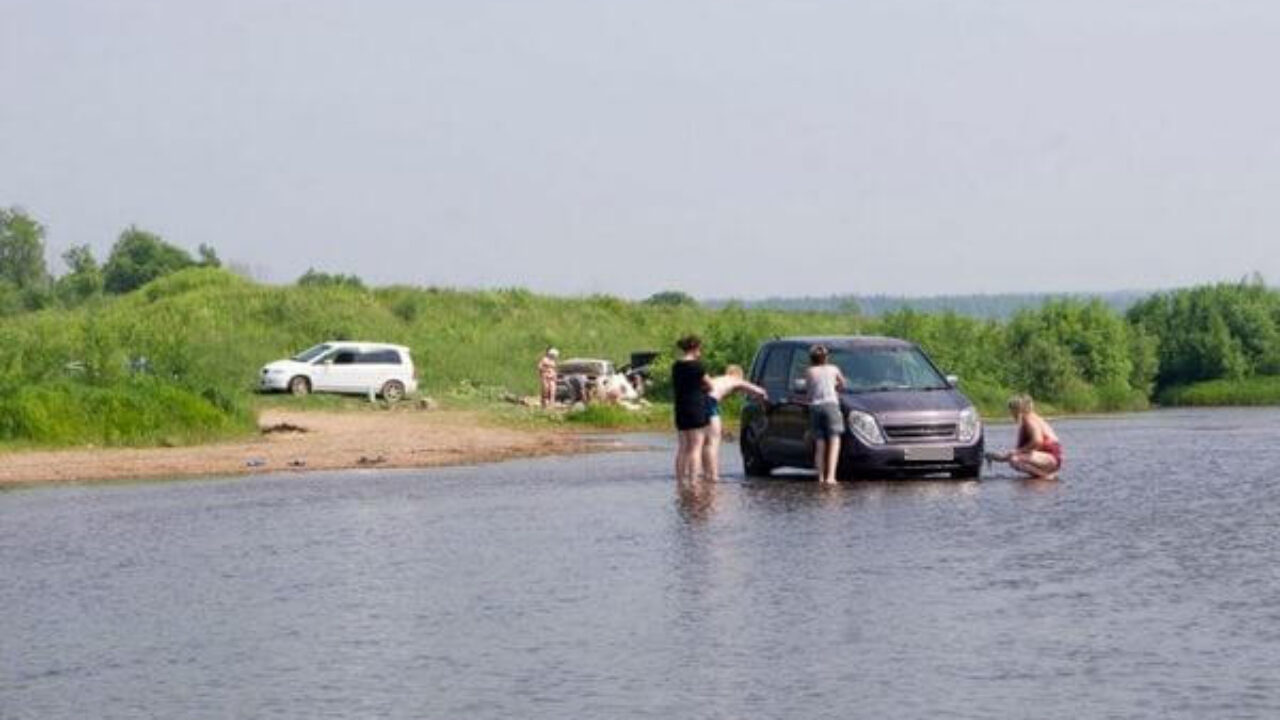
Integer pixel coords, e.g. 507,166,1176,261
839,434,984,477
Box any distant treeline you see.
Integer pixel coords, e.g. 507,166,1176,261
705,290,1152,320
2,205,1279,448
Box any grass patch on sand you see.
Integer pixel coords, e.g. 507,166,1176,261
1158,376,1280,407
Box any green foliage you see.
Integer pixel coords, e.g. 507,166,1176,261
3,261,1280,448
197,243,221,268
103,226,198,294
1159,376,1280,407
0,379,253,447
55,244,104,306
1128,282,1280,389
0,207,50,292
298,268,366,290
563,402,664,428
644,290,698,307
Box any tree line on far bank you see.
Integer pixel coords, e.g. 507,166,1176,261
645,279,1280,413
4,204,1280,440
0,206,221,312
0,206,366,313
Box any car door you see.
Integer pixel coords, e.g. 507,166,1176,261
361,349,403,392
773,348,816,465
321,349,364,392
756,346,804,463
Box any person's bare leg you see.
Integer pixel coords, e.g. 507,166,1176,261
703,418,722,482
1010,451,1058,479
675,431,690,480
824,436,842,484
687,430,707,481
814,438,827,483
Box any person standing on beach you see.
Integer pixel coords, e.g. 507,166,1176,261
538,347,559,409
672,335,712,482
806,345,847,484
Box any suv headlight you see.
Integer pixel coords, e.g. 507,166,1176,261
957,407,981,443
847,410,885,445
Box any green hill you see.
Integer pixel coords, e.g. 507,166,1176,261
1,268,1277,448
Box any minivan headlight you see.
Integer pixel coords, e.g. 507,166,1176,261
847,410,885,445
957,407,981,443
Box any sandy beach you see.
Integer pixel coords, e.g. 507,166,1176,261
0,409,604,486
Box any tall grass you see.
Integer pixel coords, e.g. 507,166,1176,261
0,266,1172,448
1158,377,1280,407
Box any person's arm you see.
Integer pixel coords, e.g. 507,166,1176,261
835,369,848,392
738,379,769,402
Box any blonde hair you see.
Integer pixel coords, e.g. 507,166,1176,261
725,364,744,378
1007,394,1034,415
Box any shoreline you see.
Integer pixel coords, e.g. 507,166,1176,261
0,408,626,488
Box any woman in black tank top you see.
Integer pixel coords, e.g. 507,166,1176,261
672,335,711,481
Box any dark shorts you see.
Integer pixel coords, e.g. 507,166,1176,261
810,403,844,440
675,397,710,431
706,396,720,418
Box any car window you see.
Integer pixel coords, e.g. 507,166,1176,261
332,351,358,365
759,347,793,397
358,350,402,365
787,349,810,388
293,344,331,363
831,347,947,391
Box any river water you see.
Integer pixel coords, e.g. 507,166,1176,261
3,409,1280,719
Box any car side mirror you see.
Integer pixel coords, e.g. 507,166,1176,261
791,378,808,394
946,374,959,387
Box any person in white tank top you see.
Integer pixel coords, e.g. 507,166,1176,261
805,345,848,484
807,364,842,405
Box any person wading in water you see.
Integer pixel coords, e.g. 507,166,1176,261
806,345,848,485
672,335,712,482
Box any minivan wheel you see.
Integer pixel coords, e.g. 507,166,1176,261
741,429,774,477
381,380,406,403
288,376,311,397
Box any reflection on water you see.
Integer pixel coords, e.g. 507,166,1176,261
4,410,1280,719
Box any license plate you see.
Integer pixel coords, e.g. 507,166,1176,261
904,446,954,462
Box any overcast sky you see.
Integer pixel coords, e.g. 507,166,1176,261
2,0,1278,298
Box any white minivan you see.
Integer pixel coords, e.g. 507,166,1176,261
259,342,419,401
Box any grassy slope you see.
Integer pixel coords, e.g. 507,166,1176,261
0,270,860,446
3,268,1200,449
1158,376,1280,407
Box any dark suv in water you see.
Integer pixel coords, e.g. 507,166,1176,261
740,336,984,479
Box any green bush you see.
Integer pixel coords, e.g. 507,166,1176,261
3,264,1280,448
1159,376,1280,407
0,379,254,447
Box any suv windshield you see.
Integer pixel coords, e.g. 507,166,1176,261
830,347,948,392
292,344,332,363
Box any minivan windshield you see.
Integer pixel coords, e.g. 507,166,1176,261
291,344,332,363
830,347,949,392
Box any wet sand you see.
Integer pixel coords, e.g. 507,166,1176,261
0,409,604,486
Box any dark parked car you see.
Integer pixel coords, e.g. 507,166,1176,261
620,350,659,395
739,336,984,479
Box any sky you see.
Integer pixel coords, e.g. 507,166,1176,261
2,0,1278,299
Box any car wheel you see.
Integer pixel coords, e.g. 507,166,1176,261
741,429,774,477
381,380,406,403
288,376,311,397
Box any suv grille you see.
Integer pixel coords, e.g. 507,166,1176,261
882,423,957,442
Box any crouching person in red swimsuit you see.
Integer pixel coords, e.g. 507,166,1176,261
989,394,1063,480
